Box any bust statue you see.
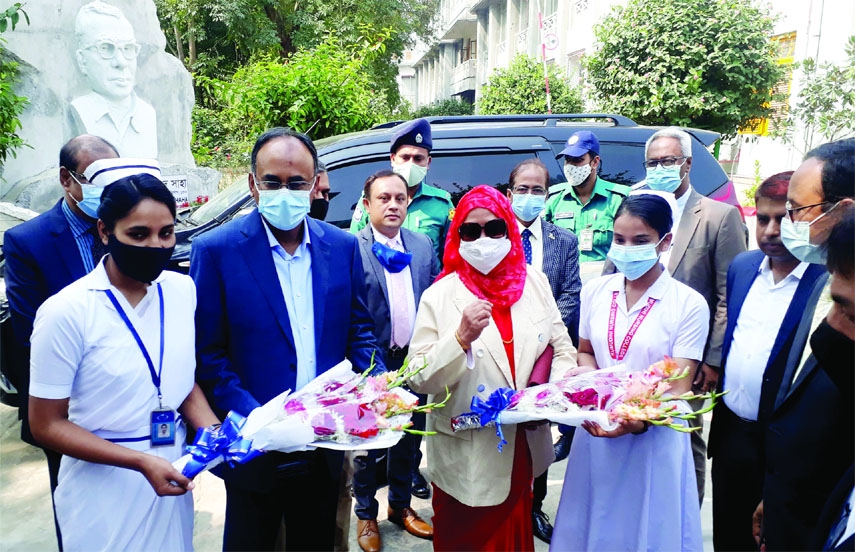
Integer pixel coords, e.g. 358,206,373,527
69,1,157,159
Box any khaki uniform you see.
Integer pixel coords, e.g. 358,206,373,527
544,176,630,263
350,182,452,261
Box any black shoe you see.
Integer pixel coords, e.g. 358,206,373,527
411,470,431,499
553,434,572,463
532,508,553,544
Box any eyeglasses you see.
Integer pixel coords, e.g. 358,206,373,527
458,219,508,242
65,168,90,185
511,185,547,196
643,157,687,169
254,175,316,192
84,39,141,60
785,200,830,222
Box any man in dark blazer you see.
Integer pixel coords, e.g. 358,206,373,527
190,128,385,552
607,127,747,501
506,158,581,543
755,139,855,551
3,134,118,550
708,172,826,551
352,170,440,552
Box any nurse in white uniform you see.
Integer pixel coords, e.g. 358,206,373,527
29,171,220,551
551,194,708,552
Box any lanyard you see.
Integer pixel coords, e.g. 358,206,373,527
608,290,656,361
104,283,165,406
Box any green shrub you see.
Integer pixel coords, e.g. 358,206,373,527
478,54,583,115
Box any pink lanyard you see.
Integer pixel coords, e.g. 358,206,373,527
608,291,657,360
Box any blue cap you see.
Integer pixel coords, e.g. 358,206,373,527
390,118,432,153
558,130,600,158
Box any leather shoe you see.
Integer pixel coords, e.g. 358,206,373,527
411,470,431,499
388,506,433,539
532,508,553,544
357,519,382,552
553,434,572,463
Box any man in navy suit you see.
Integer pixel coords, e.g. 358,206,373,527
506,158,581,543
753,139,855,551
191,127,386,551
3,134,118,551
708,172,826,551
352,170,440,551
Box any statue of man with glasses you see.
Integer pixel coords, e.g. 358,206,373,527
70,1,157,159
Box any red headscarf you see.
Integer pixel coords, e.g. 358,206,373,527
437,185,527,308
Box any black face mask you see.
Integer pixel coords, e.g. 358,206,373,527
811,319,855,395
107,234,175,283
309,197,329,221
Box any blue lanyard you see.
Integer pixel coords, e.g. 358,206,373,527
104,283,165,406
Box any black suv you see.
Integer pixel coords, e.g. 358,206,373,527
170,113,744,270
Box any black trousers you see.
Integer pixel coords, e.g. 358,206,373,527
45,447,63,551
223,449,342,551
711,404,764,552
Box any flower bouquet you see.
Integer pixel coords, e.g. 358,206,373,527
452,357,723,451
174,358,449,478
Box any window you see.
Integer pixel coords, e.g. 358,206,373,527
543,0,558,16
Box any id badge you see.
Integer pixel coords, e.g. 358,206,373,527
151,407,176,447
579,228,594,251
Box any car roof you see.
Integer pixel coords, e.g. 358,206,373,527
315,114,721,161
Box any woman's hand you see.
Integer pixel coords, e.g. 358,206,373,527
566,365,596,377
456,299,493,348
137,454,194,496
581,419,645,438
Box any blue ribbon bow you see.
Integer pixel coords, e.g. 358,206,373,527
372,241,413,273
181,411,263,478
470,387,516,452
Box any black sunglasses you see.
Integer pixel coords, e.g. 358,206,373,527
458,219,508,242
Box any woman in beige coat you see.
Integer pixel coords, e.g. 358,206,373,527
408,185,577,551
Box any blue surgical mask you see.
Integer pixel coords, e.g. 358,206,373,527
607,235,668,281
645,165,685,193
75,183,106,219
372,241,412,273
511,193,546,222
257,188,312,230
780,203,840,264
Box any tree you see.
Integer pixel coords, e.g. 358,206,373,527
0,2,30,169
585,0,784,138
771,35,855,154
411,98,475,118
478,54,583,115
191,30,392,166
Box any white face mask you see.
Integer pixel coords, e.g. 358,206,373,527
391,161,428,188
459,236,512,274
780,202,840,264
564,163,592,187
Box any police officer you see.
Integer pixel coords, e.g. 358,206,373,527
350,118,452,261
544,130,630,263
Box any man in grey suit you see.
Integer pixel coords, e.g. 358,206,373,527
352,170,440,552
605,127,747,501
506,158,582,543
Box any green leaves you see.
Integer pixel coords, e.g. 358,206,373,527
585,0,783,138
0,2,30,168
478,54,583,115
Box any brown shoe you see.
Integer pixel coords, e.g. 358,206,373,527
387,506,433,539
357,519,382,552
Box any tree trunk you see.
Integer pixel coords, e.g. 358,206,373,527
263,4,295,56
172,24,185,68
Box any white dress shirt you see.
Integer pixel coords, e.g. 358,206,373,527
264,218,316,390
371,225,417,347
660,189,690,268
724,257,808,420
516,216,544,271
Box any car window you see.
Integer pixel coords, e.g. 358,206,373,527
324,151,549,228
187,177,249,226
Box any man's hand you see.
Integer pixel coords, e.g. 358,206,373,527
693,362,720,393
752,500,766,551
456,299,493,348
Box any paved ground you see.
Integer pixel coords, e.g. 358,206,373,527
0,403,715,551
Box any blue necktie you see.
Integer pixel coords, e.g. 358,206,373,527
521,228,533,265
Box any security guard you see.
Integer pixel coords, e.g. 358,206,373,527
544,130,630,263
350,118,452,261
